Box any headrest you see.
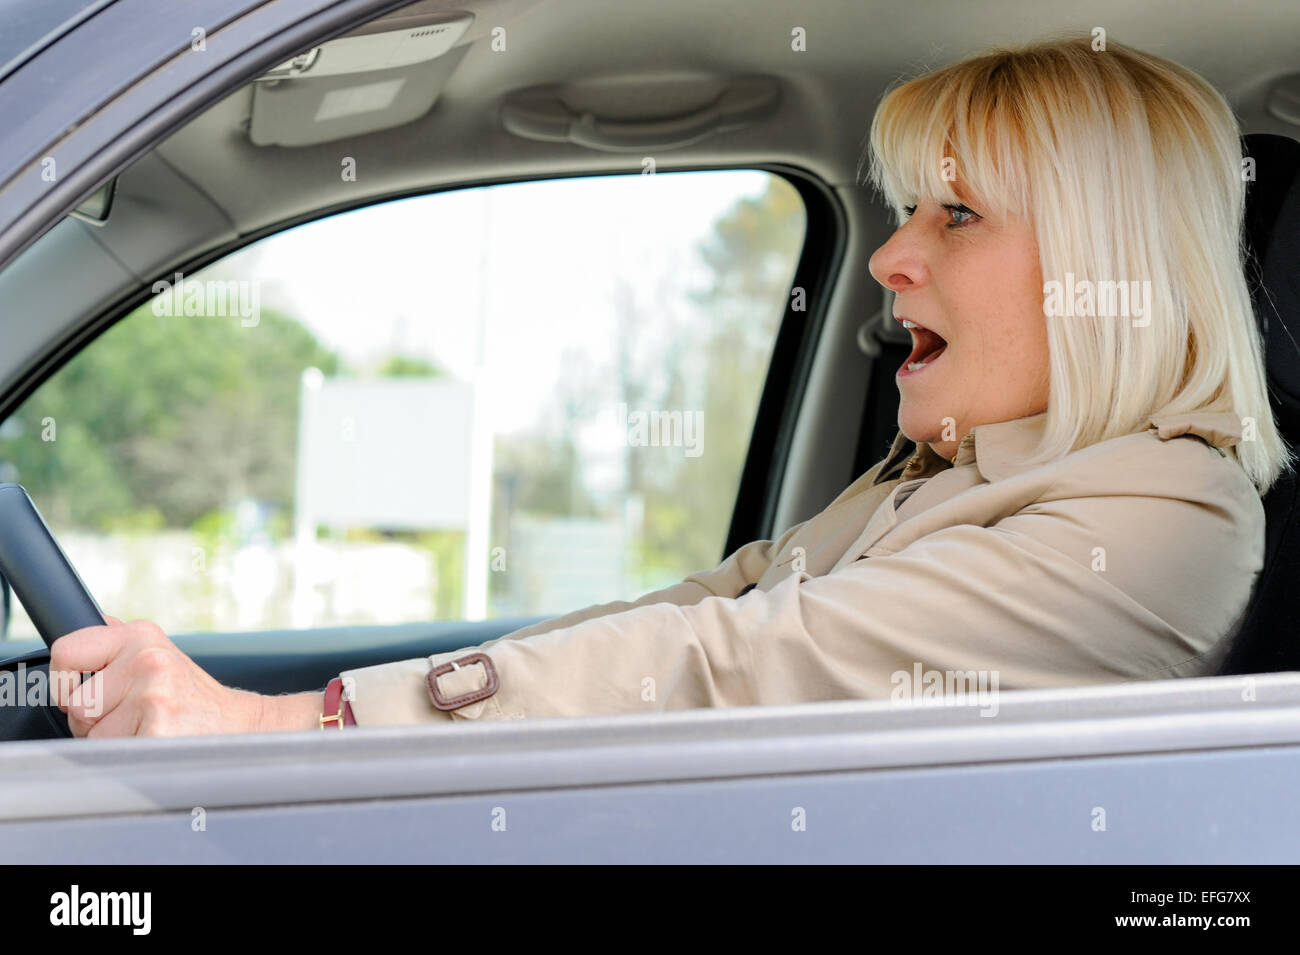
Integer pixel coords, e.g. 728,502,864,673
1243,133,1300,439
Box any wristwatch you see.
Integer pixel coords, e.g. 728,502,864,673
319,676,356,729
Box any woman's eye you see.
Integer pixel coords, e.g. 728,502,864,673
943,204,980,227
899,202,980,227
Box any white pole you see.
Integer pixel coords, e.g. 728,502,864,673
463,377,492,620
461,187,494,620
292,367,324,629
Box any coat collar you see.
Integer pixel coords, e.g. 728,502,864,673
882,411,1244,485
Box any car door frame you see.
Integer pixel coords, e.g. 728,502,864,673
0,0,410,270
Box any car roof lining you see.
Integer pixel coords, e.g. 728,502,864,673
144,0,1300,241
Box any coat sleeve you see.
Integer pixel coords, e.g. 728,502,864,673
339,492,1249,726
339,518,809,724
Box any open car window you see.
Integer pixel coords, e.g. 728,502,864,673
0,171,805,639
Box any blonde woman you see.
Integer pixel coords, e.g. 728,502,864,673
52,35,1290,736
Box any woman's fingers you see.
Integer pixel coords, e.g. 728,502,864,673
50,620,134,683
48,617,262,738
83,694,144,739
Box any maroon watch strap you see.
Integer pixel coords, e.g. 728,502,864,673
321,676,356,728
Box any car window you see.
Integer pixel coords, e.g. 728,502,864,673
0,171,805,638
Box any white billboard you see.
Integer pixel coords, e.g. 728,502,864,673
292,370,492,623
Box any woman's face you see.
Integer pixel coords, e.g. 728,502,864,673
867,195,1051,461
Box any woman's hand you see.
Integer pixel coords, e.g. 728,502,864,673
49,616,324,738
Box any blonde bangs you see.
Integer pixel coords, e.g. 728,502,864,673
867,52,1033,223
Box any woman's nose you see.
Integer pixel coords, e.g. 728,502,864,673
868,225,924,292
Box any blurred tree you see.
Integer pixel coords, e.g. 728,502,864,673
375,354,443,377
483,176,804,606
0,302,341,531
634,178,806,580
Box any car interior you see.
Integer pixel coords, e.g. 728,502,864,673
0,0,1298,742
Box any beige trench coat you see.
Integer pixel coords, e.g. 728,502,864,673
338,410,1264,725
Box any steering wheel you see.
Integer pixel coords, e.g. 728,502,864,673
0,483,107,739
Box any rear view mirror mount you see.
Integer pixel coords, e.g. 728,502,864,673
68,177,116,226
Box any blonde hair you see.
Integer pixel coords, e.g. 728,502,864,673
866,34,1291,492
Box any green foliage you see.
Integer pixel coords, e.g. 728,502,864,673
375,354,443,377
636,177,807,577
489,176,807,586
416,529,466,619
494,434,599,518
0,302,341,532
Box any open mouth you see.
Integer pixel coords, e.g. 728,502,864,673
897,318,948,376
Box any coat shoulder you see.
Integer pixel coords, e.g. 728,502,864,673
1037,427,1262,515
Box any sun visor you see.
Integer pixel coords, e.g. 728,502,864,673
248,11,473,147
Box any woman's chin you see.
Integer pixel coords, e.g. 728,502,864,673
897,404,946,446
